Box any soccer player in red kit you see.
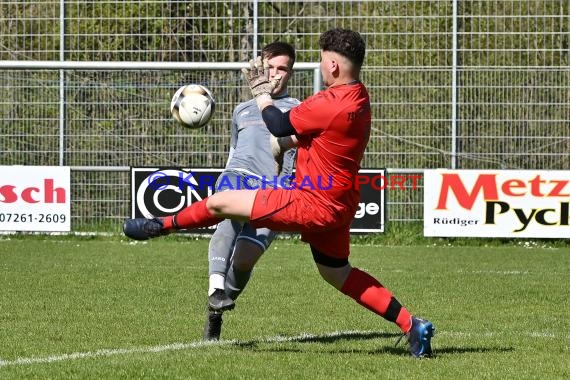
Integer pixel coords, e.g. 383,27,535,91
124,28,435,358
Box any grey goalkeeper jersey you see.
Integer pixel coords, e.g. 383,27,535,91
225,95,300,180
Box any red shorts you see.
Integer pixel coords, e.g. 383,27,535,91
250,188,354,259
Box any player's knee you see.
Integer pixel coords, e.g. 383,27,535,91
316,264,352,290
206,193,226,216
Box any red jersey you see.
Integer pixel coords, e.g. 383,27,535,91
289,82,371,214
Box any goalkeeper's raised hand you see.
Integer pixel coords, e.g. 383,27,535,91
241,56,281,110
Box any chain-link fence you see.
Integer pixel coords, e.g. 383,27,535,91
1,0,568,229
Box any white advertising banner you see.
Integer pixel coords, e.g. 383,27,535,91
0,166,71,232
424,169,570,238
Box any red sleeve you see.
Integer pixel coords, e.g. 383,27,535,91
289,91,335,136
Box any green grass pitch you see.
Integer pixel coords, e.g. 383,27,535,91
0,235,568,379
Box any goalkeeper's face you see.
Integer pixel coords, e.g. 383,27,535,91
265,55,294,97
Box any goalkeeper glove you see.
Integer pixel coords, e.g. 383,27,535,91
241,56,281,110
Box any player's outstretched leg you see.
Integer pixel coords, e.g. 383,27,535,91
123,217,167,240
401,317,435,358
123,198,225,240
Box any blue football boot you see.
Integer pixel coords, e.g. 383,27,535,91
123,217,166,240
402,317,435,358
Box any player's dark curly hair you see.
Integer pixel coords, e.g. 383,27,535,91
319,28,366,69
262,41,296,68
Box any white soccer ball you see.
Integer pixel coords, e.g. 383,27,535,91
170,84,215,129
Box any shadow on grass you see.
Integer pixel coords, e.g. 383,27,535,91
285,331,400,343
232,331,396,350
229,331,514,358
382,345,514,358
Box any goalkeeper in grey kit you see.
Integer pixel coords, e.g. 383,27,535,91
204,41,299,340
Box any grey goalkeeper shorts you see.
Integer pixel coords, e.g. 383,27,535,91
215,170,277,250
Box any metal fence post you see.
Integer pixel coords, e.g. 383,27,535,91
59,0,66,166
451,0,459,169
253,0,259,57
